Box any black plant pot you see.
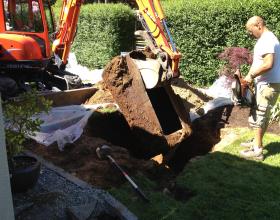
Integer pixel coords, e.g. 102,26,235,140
10,155,41,193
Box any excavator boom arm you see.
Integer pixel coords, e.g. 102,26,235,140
52,0,83,66
135,0,181,77
52,0,181,75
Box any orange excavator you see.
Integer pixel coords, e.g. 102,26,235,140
0,0,83,95
0,0,181,92
0,0,191,151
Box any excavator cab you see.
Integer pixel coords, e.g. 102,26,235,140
0,0,55,70
0,0,82,91
4,0,44,32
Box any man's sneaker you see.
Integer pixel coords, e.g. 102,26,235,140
240,147,264,161
240,138,254,148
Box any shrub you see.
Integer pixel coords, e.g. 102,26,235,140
3,91,52,158
71,3,135,69
162,0,280,86
217,47,252,76
270,97,280,123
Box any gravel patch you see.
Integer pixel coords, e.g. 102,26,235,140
13,152,137,220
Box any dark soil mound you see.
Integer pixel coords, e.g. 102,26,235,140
225,106,280,135
30,136,159,189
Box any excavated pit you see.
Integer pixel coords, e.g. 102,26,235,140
147,87,182,135
85,53,233,172
85,105,232,173
29,53,233,202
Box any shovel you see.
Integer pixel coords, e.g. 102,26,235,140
96,145,149,203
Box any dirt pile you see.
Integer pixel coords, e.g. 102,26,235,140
84,82,114,104
166,105,232,172
101,55,172,158
102,55,163,137
30,135,161,189
171,77,212,112
102,56,133,94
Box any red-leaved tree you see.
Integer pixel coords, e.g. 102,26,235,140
218,47,253,76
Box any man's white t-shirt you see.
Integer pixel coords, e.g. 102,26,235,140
252,31,280,83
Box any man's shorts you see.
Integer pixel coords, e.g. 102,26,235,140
249,83,280,129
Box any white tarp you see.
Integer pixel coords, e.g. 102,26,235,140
189,97,234,121
66,53,103,85
189,75,234,121
202,75,235,99
30,103,118,151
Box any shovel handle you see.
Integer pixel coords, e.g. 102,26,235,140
107,155,149,202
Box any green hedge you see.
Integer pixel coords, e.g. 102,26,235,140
51,3,135,69
162,0,280,86
53,0,280,85
71,3,135,69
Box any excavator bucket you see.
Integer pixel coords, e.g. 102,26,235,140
102,52,192,157
132,58,161,89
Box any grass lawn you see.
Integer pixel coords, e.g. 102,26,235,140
110,128,280,219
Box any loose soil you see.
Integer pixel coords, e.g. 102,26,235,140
28,56,280,198
102,54,165,143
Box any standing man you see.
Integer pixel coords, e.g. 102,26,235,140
240,16,280,160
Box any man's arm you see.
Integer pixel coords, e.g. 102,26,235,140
245,53,274,83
